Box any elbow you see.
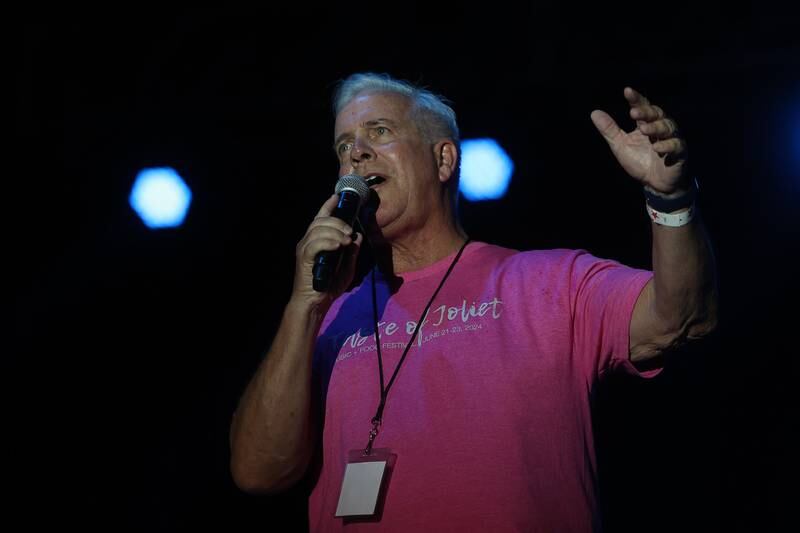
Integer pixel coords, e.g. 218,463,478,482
230,452,311,495
665,287,720,346
664,307,718,352
230,460,274,495
631,293,718,364
686,313,718,340
644,306,718,358
685,290,719,341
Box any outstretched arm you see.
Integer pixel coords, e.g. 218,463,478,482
591,88,718,364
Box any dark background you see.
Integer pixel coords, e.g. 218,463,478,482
9,4,799,531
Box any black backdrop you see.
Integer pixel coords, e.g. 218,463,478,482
9,4,799,531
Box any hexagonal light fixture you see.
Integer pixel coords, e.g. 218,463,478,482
459,138,514,201
129,167,192,229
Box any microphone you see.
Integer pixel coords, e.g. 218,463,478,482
312,174,371,292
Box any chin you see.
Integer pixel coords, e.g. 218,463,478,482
372,203,393,227
374,214,394,234
374,213,402,240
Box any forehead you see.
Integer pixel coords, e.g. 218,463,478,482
334,92,413,135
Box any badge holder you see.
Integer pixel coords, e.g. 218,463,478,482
335,447,397,522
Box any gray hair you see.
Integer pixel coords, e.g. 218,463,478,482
333,73,460,147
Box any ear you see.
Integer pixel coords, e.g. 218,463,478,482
434,140,459,185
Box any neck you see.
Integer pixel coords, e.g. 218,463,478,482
362,189,468,277
385,213,468,274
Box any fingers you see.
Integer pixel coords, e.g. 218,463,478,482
298,225,354,261
625,87,684,147
298,195,360,263
624,87,663,121
590,110,623,143
623,86,647,106
292,194,363,299
308,194,354,239
306,215,353,237
630,103,665,123
625,87,666,125
314,194,340,219
652,137,687,157
639,118,680,140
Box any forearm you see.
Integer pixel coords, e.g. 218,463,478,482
650,211,718,339
229,299,326,493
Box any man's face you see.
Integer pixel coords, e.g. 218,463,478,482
333,91,441,240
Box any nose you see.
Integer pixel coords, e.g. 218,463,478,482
350,136,375,166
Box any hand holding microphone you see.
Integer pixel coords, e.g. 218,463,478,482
312,175,371,291
292,175,370,307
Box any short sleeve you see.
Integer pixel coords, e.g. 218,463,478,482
568,251,656,382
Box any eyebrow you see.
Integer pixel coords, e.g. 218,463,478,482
333,118,399,150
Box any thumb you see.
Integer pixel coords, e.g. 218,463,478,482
590,110,623,144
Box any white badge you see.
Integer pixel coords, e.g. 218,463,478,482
335,448,397,518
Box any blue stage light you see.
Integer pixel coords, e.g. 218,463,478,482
459,138,514,201
129,167,192,229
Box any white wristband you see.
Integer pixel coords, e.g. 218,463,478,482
646,203,696,227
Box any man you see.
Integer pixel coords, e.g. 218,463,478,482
230,73,717,532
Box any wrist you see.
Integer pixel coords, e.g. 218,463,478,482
643,177,698,213
646,202,696,227
286,294,331,325
643,184,690,198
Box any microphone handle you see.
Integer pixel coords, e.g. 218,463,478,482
312,190,362,292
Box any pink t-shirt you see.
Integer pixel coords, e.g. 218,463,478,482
308,242,656,532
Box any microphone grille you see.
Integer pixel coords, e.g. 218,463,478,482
334,174,370,201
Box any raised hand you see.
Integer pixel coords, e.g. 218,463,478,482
591,87,689,196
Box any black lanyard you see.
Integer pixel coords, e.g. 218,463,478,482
364,238,471,454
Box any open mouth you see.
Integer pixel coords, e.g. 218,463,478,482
365,175,386,187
